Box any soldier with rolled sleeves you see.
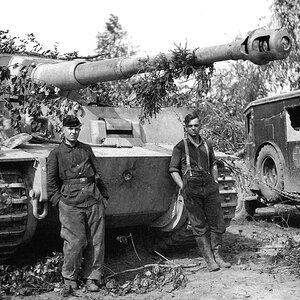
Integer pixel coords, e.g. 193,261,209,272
169,111,231,272
47,115,109,292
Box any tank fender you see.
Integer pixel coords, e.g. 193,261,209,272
29,157,48,220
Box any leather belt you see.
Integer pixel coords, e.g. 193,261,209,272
63,177,95,185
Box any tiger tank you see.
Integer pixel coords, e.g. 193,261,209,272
0,28,292,261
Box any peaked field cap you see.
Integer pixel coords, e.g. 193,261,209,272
63,115,82,127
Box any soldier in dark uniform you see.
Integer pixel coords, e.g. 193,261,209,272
169,111,231,271
47,115,109,292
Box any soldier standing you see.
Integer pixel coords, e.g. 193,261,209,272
47,115,109,291
169,111,231,271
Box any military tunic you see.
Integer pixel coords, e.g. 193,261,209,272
47,140,109,281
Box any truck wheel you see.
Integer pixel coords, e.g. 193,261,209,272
256,145,284,202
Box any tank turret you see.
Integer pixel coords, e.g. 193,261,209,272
0,28,292,262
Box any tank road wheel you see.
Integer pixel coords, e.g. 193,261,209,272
0,170,31,262
256,145,284,202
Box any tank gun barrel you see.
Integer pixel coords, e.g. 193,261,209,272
1,28,291,91
192,28,291,65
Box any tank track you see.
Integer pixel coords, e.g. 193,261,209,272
0,171,28,262
218,161,238,226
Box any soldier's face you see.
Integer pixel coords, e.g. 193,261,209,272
186,118,200,137
63,126,81,143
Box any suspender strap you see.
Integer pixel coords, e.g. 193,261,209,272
183,138,210,176
183,138,192,176
204,141,210,171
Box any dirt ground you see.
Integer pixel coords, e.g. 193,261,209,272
2,209,299,300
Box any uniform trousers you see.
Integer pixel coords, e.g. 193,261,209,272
183,174,226,237
58,201,105,281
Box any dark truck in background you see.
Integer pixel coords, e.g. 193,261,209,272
241,89,300,216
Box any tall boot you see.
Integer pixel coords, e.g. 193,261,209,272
211,232,231,268
196,234,219,272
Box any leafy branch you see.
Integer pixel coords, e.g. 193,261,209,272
0,30,84,137
132,44,215,122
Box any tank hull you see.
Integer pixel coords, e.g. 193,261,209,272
0,107,238,261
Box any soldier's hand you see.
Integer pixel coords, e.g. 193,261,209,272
103,197,109,209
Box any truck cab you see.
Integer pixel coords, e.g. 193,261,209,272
244,89,300,214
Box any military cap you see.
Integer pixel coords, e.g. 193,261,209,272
62,115,81,127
